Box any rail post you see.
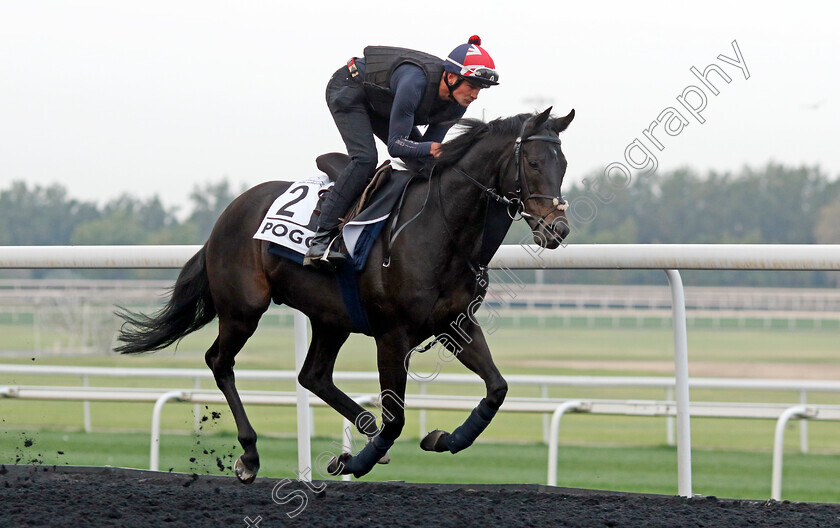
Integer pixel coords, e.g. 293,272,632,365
294,311,312,481
547,400,584,486
665,269,692,497
771,405,809,501
149,390,186,471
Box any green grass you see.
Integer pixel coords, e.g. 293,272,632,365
3,429,839,503
2,318,839,371
2,391,839,453
3,323,840,502
6,324,839,375
3,324,840,453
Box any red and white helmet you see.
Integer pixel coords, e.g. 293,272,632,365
443,35,499,88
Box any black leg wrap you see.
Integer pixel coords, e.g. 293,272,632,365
445,398,498,454
343,435,394,478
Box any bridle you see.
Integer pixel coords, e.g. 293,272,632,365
512,120,569,215
453,116,568,222
423,114,568,284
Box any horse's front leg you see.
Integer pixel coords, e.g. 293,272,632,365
420,322,508,454
328,331,409,478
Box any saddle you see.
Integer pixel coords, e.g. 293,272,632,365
315,152,351,182
315,153,392,228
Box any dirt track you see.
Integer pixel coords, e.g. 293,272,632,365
2,465,839,527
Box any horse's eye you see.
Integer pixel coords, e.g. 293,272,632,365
528,160,539,169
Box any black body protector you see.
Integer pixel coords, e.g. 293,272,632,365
362,46,464,126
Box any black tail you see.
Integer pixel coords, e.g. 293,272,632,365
115,246,217,354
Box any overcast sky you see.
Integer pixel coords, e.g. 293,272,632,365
1,1,837,212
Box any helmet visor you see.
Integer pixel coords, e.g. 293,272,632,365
461,66,499,87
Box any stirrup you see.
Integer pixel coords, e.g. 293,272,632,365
303,232,347,270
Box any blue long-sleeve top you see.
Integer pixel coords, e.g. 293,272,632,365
385,64,466,159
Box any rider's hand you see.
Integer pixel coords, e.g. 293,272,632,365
430,142,442,158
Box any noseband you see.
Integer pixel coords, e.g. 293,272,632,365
453,117,567,222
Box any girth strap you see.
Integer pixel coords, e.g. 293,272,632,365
382,172,433,267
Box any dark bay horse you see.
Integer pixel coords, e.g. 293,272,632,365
116,107,575,482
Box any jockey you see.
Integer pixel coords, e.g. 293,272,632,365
303,35,500,270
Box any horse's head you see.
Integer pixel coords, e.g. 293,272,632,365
513,107,575,249
435,108,576,251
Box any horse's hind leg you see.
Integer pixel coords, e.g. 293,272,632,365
297,323,378,432
205,314,264,483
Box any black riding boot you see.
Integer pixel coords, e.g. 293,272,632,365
303,228,347,270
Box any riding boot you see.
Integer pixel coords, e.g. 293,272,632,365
303,228,347,270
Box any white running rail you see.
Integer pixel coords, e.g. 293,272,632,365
3,243,840,498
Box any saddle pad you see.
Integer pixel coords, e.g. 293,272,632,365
342,170,412,266
253,175,332,255
258,170,413,271
260,170,413,336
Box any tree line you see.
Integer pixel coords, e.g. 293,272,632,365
3,162,839,286
0,180,241,279
504,162,840,287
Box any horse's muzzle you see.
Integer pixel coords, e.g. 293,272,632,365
529,214,570,249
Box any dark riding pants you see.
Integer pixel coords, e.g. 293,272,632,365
318,65,389,232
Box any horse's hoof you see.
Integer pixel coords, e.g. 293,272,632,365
234,456,258,484
327,452,353,476
420,430,451,453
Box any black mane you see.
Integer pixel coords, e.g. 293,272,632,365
435,113,533,168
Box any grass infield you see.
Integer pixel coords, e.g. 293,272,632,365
2,324,839,502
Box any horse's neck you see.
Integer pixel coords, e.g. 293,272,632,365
432,157,509,265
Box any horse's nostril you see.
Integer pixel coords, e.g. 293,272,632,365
546,218,570,241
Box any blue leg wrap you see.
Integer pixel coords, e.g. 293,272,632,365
446,398,498,454
343,435,394,478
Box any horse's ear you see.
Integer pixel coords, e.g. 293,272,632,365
552,109,575,134
534,106,552,129
523,107,553,136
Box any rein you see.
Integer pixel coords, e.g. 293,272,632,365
452,166,521,219
436,164,494,288
383,115,569,288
